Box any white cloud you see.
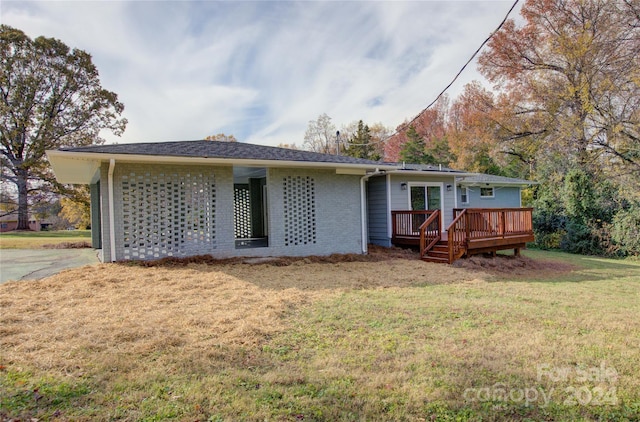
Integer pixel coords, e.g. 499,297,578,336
2,0,518,146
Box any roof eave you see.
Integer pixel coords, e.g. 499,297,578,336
46,150,397,184
458,181,538,187
385,169,473,177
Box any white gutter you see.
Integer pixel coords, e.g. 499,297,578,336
386,169,475,177
360,169,383,254
108,159,116,262
386,173,392,240
453,181,458,209
46,150,398,171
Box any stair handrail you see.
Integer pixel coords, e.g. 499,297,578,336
447,208,468,263
418,210,441,259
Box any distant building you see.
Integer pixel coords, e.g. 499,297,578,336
0,214,49,232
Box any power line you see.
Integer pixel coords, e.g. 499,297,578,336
402,0,520,130
346,0,520,147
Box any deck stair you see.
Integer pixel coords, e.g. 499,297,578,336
421,240,450,263
391,208,535,264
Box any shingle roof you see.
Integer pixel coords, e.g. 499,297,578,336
457,173,536,185
61,140,386,166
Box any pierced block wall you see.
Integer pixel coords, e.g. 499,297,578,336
100,164,362,261
282,175,316,246
118,168,217,260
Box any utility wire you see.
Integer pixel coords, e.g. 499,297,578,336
345,0,520,147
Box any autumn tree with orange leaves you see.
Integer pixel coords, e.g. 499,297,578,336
478,0,640,176
384,0,639,255
477,0,640,255
385,97,451,164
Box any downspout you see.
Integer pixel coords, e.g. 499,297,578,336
360,169,381,254
453,181,458,209
386,173,392,240
108,159,116,262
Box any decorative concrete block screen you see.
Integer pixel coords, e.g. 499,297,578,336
283,176,316,246
121,171,216,259
234,186,251,238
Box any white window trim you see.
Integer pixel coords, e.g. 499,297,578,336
460,186,469,204
406,182,445,232
480,186,495,198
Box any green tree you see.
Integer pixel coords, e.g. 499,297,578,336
344,120,380,160
475,0,640,257
428,138,456,168
0,25,126,230
399,126,435,164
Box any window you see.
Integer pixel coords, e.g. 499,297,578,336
460,187,469,204
480,187,494,198
234,166,268,249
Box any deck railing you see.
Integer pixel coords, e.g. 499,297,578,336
419,210,441,259
452,208,533,241
447,209,468,263
392,208,534,263
391,210,438,242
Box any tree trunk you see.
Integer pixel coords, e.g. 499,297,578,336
16,168,30,230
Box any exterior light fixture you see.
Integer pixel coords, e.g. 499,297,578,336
446,184,452,192
401,182,407,191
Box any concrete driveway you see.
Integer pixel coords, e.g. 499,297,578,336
0,249,100,284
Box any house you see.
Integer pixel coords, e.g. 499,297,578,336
46,141,396,262
367,163,466,247
46,141,535,264
0,214,46,232
456,173,535,209
370,163,537,262
365,163,535,262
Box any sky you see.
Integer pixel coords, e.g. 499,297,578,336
2,1,519,147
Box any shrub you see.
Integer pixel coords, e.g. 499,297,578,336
561,220,606,256
611,206,640,257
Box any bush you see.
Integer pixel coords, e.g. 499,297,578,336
532,208,566,250
611,207,640,257
561,220,606,256
535,230,565,250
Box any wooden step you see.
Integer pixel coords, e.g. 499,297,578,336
421,255,450,264
421,240,451,264
427,251,449,260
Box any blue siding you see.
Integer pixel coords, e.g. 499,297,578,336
389,174,457,229
367,175,391,246
457,186,522,208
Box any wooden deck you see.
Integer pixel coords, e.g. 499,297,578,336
391,208,534,264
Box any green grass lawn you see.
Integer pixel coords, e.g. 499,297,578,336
1,250,639,421
0,230,91,248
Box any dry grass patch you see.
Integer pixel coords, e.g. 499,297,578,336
452,252,577,278
0,253,471,375
1,249,639,421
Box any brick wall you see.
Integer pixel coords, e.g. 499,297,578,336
100,162,363,261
